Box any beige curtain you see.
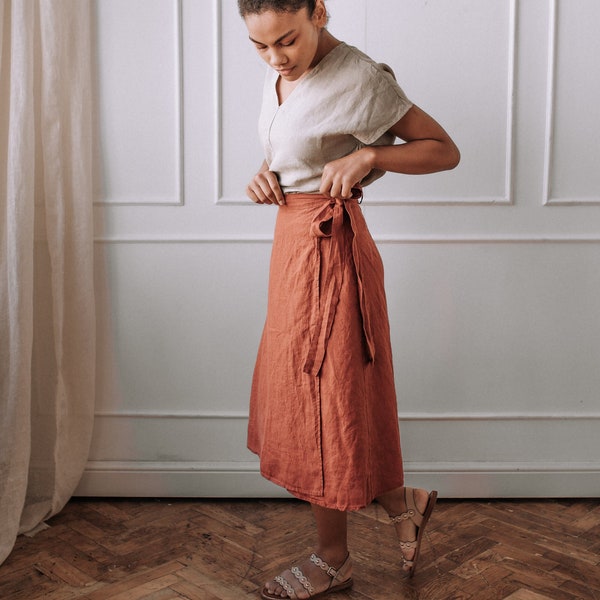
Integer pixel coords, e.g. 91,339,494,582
0,0,95,565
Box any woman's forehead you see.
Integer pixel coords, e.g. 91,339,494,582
244,7,310,41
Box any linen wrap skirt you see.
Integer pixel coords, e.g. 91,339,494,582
248,192,404,511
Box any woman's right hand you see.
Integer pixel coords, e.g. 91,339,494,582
246,164,285,205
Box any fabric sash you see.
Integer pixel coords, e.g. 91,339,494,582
302,189,376,377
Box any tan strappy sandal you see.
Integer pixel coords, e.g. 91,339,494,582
261,552,353,599
389,487,438,578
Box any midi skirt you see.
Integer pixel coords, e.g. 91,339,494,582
248,192,404,511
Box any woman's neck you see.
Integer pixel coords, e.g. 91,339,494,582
310,29,341,69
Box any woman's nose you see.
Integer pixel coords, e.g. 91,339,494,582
269,50,288,68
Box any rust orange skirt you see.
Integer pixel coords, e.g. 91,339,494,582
248,192,404,511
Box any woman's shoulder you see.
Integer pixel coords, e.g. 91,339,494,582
323,43,400,87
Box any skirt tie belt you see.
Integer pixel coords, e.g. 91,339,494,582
303,190,375,377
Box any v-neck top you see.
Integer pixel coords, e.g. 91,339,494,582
257,42,413,193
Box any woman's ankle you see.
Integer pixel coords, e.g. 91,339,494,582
314,545,349,567
376,485,407,515
377,486,430,517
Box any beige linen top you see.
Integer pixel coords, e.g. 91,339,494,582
258,42,413,193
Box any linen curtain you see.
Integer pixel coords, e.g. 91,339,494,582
0,0,95,565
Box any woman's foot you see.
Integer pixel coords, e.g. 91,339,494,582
377,486,437,576
261,552,353,599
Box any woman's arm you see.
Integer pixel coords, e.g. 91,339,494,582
246,160,286,205
320,104,460,199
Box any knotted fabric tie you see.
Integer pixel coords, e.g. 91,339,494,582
303,190,375,377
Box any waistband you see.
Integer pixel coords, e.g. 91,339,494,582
283,189,363,207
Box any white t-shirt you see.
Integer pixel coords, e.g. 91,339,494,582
258,42,413,193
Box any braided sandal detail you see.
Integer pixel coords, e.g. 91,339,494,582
261,553,353,599
389,487,438,578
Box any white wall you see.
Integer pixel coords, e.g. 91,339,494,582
77,0,600,499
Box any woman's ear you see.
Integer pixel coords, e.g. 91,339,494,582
312,0,328,27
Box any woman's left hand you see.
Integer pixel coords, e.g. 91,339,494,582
319,148,374,199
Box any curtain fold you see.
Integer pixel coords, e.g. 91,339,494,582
0,0,95,565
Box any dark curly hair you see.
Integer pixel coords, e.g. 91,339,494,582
237,0,317,17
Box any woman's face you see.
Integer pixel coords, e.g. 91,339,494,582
244,7,325,81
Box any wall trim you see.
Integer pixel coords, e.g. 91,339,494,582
84,460,258,473
542,0,556,206
81,459,599,474
95,0,185,207
93,410,600,421
213,0,223,205
75,461,600,498
93,235,600,244
543,0,600,206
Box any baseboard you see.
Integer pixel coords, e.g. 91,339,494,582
74,460,600,499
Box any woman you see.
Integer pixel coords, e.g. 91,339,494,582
238,1,460,597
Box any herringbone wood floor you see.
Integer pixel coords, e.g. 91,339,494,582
0,497,599,599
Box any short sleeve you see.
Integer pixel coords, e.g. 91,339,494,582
347,60,412,145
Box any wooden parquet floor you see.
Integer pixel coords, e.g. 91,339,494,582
0,497,599,600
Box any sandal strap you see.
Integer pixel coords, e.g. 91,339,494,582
274,574,297,598
291,566,315,595
388,487,424,527
389,511,416,524
268,554,352,599
310,553,338,578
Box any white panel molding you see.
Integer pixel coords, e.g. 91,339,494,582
93,410,600,421
84,460,258,472
407,461,599,473
543,0,600,206
213,0,224,205
214,0,517,207
80,459,600,474
541,0,556,206
374,235,600,245
82,407,599,497
366,0,518,208
75,459,600,498
93,235,600,244
95,0,185,207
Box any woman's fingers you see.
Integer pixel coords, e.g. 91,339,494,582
320,150,370,199
247,171,285,205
